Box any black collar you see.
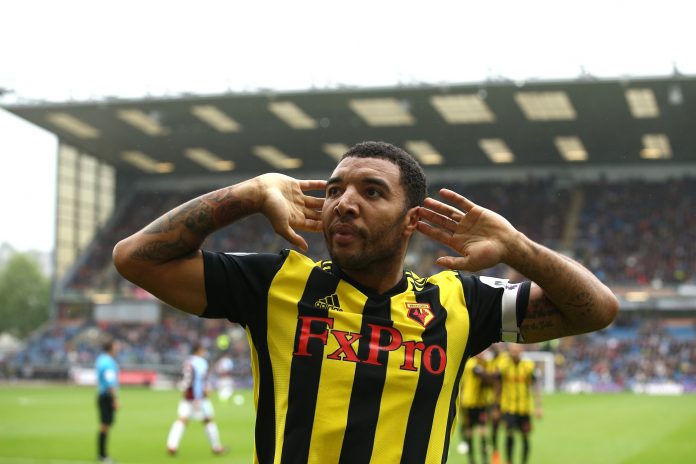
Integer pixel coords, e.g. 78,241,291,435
319,260,409,299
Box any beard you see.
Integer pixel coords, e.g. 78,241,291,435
328,237,400,271
324,210,408,272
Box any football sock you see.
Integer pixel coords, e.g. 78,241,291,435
98,431,107,458
480,436,488,464
505,435,514,464
205,421,222,450
522,435,530,464
167,420,185,450
467,436,475,464
491,420,500,450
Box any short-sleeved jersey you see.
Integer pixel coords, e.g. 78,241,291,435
182,354,209,401
492,351,511,372
202,249,530,464
489,350,510,404
95,353,119,395
460,357,491,408
499,359,536,415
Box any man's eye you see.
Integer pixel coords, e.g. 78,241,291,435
327,187,340,196
366,188,381,197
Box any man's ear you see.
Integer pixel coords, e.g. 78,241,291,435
403,206,420,236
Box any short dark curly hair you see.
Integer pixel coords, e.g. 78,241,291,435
341,141,427,209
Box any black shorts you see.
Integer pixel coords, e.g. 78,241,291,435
98,392,116,426
503,413,531,433
462,407,488,427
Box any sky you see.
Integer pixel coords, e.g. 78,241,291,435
1,0,695,252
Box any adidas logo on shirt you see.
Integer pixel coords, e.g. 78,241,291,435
315,294,343,312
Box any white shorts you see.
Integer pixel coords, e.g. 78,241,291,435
217,377,234,390
177,398,215,421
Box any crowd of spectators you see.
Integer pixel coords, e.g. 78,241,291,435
554,317,696,392
8,313,251,383
574,177,696,286
65,175,696,293
8,174,696,391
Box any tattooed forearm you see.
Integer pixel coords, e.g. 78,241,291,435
525,295,556,318
182,201,216,235
143,199,214,236
205,189,256,226
131,237,198,262
143,188,254,237
565,289,594,315
522,318,554,333
516,247,618,341
133,187,257,263
521,294,559,333
531,258,598,317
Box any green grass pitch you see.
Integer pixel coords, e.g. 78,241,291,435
0,385,695,463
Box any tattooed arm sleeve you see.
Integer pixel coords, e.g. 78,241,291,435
507,239,619,343
112,180,261,315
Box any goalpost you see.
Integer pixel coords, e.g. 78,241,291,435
523,351,556,393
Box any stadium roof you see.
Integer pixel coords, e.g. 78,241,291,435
4,75,696,176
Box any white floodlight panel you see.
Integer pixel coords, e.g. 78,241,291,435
348,98,415,126
625,88,660,119
121,151,174,173
268,101,317,129
404,140,444,165
430,94,495,123
46,112,100,138
191,105,241,132
641,134,672,159
253,146,302,169
117,109,170,136
479,138,515,163
514,91,577,121
322,143,350,162
554,136,588,161
185,148,235,171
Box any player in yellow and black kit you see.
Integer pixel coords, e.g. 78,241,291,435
458,350,494,464
489,344,510,464
114,141,617,463
496,344,542,464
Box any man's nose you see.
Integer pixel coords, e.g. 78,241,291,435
334,188,359,217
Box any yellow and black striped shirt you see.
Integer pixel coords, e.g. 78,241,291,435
202,249,530,464
460,357,492,409
498,359,536,415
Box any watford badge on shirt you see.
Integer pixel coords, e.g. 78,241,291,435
405,302,434,327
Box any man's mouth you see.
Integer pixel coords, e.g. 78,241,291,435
330,223,362,244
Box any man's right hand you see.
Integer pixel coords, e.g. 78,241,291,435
254,173,325,252
113,174,326,316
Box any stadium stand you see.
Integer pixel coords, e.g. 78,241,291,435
61,175,696,292
574,176,696,285
3,77,696,394
7,174,696,393
556,317,696,393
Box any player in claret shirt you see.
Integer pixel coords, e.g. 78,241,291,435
166,343,228,456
